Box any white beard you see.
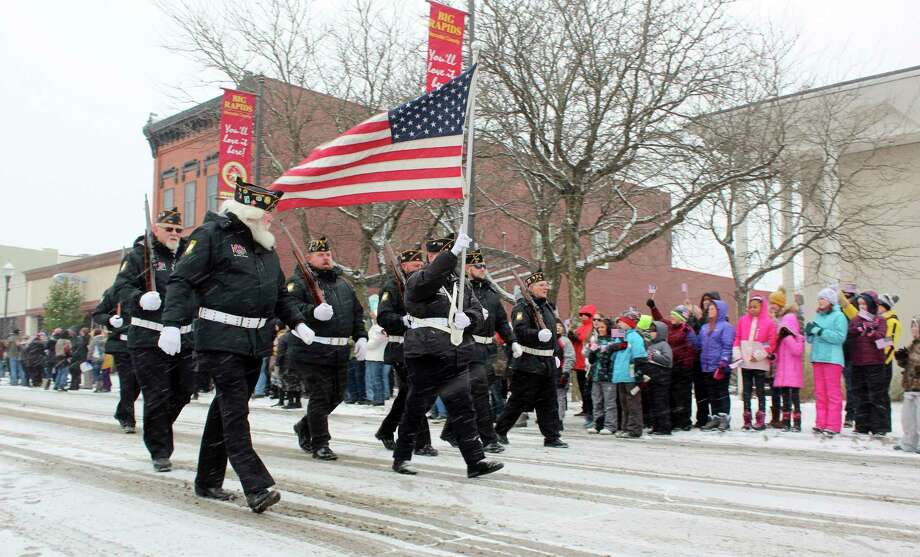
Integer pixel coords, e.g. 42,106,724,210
220,200,276,250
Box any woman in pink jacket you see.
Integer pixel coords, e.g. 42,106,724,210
772,302,805,431
733,296,778,430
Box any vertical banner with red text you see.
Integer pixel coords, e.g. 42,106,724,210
217,88,256,198
426,1,466,92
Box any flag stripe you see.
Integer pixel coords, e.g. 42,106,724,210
277,146,462,180
280,176,463,200
303,136,393,162
274,155,461,187
277,187,462,209
293,135,462,170
273,166,461,193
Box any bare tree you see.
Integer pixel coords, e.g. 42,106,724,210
475,0,786,314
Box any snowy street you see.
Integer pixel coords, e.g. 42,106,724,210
1,383,918,557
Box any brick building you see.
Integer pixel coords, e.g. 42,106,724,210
143,78,739,320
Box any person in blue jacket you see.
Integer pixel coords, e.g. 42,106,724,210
694,300,736,431
612,313,650,438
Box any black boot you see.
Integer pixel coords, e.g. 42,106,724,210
312,446,338,461
414,444,439,457
467,459,504,478
195,485,237,501
375,431,396,450
283,391,301,410
543,438,569,448
246,489,281,513
393,460,417,475
272,390,287,407
293,421,311,453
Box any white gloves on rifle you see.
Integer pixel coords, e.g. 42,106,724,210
158,326,181,356
555,357,561,369
140,291,161,311
482,308,489,321
453,312,471,330
537,328,552,342
401,315,413,328
313,303,334,321
450,233,473,256
511,342,524,359
354,337,368,361
109,315,124,328
293,323,315,345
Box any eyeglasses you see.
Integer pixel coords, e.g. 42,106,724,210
160,226,182,233
471,264,486,269
592,318,603,322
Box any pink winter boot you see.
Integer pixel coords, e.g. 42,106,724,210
742,411,753,431
753,411,766,431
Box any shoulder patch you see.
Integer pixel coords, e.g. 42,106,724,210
515,311,524,322
381,291,390,302
184,239,196,255
287,282,295,292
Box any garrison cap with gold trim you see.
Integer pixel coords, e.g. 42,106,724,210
465,248,484,265
426,233,455,253
398,248,423,263
308,236,330,252
234,176,283,211
157,207,182,225
525,269,546,286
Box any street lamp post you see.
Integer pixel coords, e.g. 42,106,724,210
3,262,15,337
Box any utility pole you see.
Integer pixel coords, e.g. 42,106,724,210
466,0,477,240
254,75,265,185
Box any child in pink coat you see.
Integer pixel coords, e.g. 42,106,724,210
772,303,805,431
733,296,778,430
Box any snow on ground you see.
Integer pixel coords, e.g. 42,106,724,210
1,379,918,557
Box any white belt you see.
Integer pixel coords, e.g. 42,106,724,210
312,336,349,346
198,307,266,329
521,346,554,357
388,336,405,344
409,317,452,334
119,334,128,341
131,318,192,334
473,335,494,345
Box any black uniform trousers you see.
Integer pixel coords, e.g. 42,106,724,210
394,354,484,465
442,360,498,445
669,364,693,429
195,351,274,496
692,364,711,425
113,352,141,427
132,348,195,460
495,370,561,442
853,363,891,434
646,365,672,433
378,361,431,446
296,363,347,448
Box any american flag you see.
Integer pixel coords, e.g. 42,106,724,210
272,65,477,209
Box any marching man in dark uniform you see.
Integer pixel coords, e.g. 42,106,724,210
112,208,195,472
494,270,568,448
158,179,315,513
392,232,503,478
440,249,519,453
92,287,138,434
374,247,438,457
288,236,368,461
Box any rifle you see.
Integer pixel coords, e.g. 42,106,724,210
513,272,547,330
278,221,325,304
383,241,407,297
143,196,156,292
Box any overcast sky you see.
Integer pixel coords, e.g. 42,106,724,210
1,0,919,265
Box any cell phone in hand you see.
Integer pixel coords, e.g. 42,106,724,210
648,284,657,295
611,329,625,338
681,283,688,294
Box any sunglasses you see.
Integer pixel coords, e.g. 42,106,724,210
471,264,486,269
592,318,603,322
160,226,183,233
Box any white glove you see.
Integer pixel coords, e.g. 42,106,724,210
293,323,315,345
109,315,124,328
450,232,473,256
139,291,161,311
401,315,412,328
80,361,93,373
511,342,523,358
313,303,334,321
354,338,368,361
453,311,471,330
537,328,552,342
555,357,561,369
157,326,181,356
482,308,489,321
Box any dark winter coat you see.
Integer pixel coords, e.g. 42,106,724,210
846,312,888,367
285,266,366,367
377,276,409,365
23,339,46,368
91,287,130,354
895,339,920,392
586,335,626,382
468,278,515,363
509,296,558,377
403,250,484,365
112,234,192,350
160,211,306,358
650,305,698,369
688,291,721,333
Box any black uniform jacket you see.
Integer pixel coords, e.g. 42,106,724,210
468,278,515,363
509,296,558,377
92,287,130,354
377,275,410,365
112,235,193,350
285,266,366,367
403,250,484,366
160,211,305,358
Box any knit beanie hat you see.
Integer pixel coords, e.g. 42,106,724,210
878,293,899,310
671,305,690,323
817,286,837,304
637,314,653,331
617,314,637,329
768,287,787,308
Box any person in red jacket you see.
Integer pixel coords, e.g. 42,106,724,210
570,305,596,418
646,300,698,431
